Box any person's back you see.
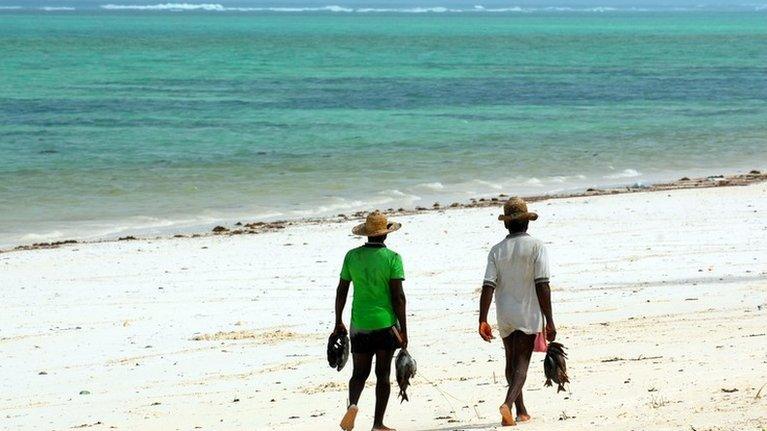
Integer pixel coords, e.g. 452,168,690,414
332,212,407,431
485,233,549,337
478,197,555,426
342,245,402,331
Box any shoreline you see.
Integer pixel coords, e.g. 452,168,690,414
5,169,765,254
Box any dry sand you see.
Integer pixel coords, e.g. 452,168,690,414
1,181,766,431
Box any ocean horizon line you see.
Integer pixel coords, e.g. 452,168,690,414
3,4,767,12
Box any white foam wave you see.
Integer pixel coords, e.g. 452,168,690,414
0,6,23,9
39,6,76,11
414,182,445,191
102,3,226,10
604,169,642,179
96,4,671,13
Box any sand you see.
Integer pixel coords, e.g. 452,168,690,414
1,182,766,431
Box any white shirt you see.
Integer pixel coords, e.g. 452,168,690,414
483,233,550,337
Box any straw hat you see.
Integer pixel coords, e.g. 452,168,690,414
498,197,539,222
352,211,402,236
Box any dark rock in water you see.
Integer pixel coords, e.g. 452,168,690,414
118,236,136,241
450,202,460,208
38,371,47,375
234,222,242,226
39,149,58,154
491,197,498,202
415,206,427,211
397,208,405,212
750,170,761,175
680,177,690,181
212,226,228,233
586,188,598,192
173,234,185,238
79,390,90,395
433,202,440,208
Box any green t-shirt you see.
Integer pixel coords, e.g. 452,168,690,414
340,244,405,331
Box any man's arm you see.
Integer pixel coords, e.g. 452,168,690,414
390,279,407,348
333,278,351,335
478,285,495,342
535,281,556,341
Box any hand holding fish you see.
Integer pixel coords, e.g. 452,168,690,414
545,320,556,342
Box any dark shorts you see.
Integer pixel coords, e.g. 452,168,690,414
350,327,399,354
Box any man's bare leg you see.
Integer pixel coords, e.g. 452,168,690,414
372,349,396,431
515,392,531,422
501,331,535,426
341,353,373,430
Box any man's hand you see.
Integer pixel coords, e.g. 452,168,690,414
546,321,557,342
333,322,347,336
479,321,495,342
399,330,408,349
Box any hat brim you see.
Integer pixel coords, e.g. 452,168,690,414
498,212,538,222
352,221,402,236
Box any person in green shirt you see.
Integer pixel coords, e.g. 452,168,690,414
333,211,407,431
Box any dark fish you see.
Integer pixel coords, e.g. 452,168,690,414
327,333,350,372
544,342,569,393
395,349,417,402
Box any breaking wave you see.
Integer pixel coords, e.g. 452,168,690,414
604,169,642,179
95,4,698,13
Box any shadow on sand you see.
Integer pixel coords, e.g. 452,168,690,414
414,422,499,431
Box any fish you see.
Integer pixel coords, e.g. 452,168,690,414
544,342,569,393
326,333,349,372
395,349,417,402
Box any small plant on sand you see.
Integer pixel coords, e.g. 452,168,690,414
650,395,669,409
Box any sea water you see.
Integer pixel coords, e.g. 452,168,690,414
1,2,766,246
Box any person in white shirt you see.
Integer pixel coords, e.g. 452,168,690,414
478,197,556,426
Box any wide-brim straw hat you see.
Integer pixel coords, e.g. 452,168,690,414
352,211,402,236
498,197,539,222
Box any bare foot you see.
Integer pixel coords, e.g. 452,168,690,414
516,414,532,422
372,425,396,431
499,404,517,426
340,405,358,430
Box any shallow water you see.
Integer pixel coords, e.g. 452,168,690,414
1,7,766,246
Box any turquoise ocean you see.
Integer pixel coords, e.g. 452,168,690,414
1,2,766,246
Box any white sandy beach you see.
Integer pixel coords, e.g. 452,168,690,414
2,182,766,431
